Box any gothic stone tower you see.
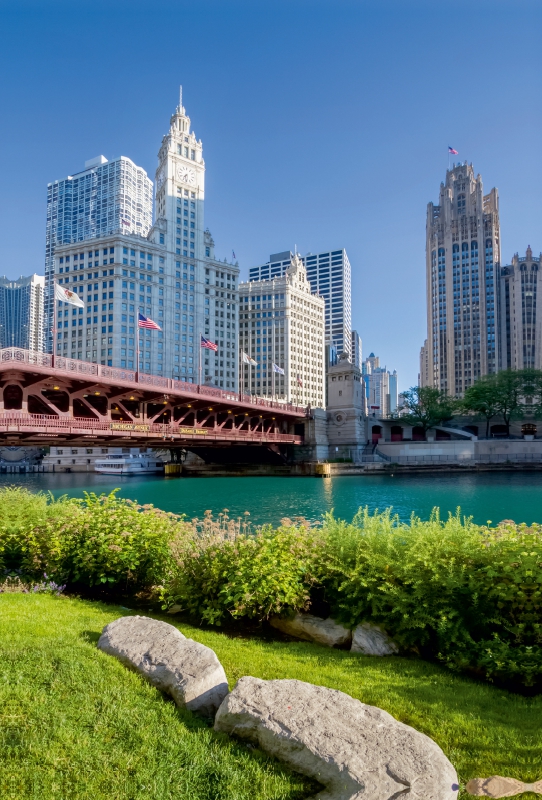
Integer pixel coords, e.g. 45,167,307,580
425,163,500,396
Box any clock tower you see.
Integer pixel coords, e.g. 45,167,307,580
155,87,205,259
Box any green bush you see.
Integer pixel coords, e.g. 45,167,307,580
317,509,542,689
1,486,541,689
164,521,320,625
0,488,188,591
0,487,75,574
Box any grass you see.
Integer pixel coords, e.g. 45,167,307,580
1,595,540,800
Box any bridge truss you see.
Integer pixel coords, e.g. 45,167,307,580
0,349,306,450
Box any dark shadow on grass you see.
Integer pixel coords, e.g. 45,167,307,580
80,629,101,645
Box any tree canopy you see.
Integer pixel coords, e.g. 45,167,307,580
397,386,459,434
462,369,542,435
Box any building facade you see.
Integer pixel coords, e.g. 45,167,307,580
499,246,542,370
351,329,362,367
45,155,153,352
43,445,141,473
425,162,500,395
419,339,429,386
248,248,352,359
239,254,325,407
46,95,239,389
362,352,398,417
0,274,44,350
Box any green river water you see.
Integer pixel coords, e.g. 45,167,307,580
3,471,542,526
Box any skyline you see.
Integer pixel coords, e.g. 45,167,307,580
1,0,541,390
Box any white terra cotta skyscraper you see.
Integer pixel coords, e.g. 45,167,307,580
46,91,239,388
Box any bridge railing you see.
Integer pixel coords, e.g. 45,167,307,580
0,411,301,443
0,348,307,415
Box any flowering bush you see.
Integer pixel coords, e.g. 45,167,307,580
1,486,541,689
163,511,321,625
0,488,189,591
31,575,66,595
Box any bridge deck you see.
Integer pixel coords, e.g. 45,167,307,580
0,348,307,448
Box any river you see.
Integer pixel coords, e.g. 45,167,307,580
2,471,542,526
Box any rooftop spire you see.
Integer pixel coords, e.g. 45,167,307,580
179,84,183,112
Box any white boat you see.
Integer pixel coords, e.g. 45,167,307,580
94,454,165,475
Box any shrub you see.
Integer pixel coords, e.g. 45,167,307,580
317,509,542,688
1,488,188,591
0,486,75,574
164,513,321,625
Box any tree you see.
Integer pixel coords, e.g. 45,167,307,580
462,370,532,437
462,376,502,438
493,370,525,435
398,386,458,435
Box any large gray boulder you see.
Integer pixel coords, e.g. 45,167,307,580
97,615,228,717
351,622,398,655
270,613,352,647
215,677,458,800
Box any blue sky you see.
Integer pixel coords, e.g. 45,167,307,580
1,0,540,389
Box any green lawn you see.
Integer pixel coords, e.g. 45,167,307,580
1,594,539,799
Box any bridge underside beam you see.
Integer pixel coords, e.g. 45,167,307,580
0,365,306,448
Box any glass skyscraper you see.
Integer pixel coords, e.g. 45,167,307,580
0,274,45,350
44,155,153,352
249,248,352,358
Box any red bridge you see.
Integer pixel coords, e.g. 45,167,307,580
0,348,306,452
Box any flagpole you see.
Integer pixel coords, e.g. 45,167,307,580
136,306,140,382
198,329,202,387
52,280,57,367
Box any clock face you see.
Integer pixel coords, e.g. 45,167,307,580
177,165,196,186
156,170,165,189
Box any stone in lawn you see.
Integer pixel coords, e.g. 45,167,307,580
351,622,398,655
97,615,228,717
466,776,542,797
214,677,458,800
270,613,352,647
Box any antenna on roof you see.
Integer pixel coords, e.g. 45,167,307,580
179,85,183,111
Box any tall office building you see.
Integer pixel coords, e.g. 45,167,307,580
46,94,239,388
239,254,325,407
499,246,542,370
388,369,398,414
249,248,352,358
362,352,397,417
45,156,153,352
351,330,362,368
0,274,44,350
424,162,500,395
419,339,429,386
152,95,239,387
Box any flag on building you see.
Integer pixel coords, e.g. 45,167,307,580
55,283,84,307
232,250,236,260
201,335,218,352
138,312,161,330
242,351,257,365
448,146,458,155
273,363,285,375
296,374,303,387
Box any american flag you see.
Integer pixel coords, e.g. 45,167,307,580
201,335,218,352
138,312,161,330
296,374,303,387
448,146,458,155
